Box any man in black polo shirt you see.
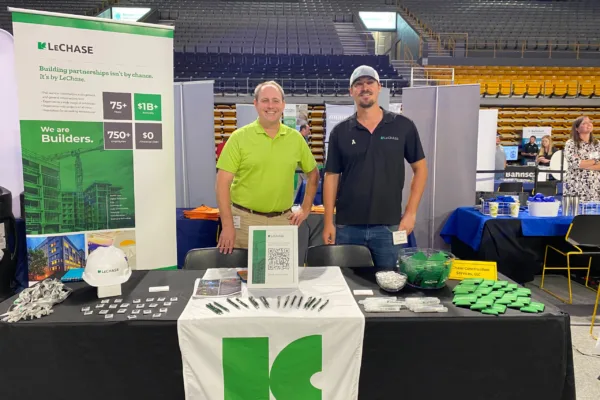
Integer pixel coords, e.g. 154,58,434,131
521,135,539,165
322,66,428,268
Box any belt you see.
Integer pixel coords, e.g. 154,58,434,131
232,203,291,218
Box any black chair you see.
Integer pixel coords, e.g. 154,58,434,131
183,248,248,270
541,215,600,304
497,182,524,192
306,245,374,267
534,181,558,196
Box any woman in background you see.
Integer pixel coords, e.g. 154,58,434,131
564,116,600,201
536,135,555,167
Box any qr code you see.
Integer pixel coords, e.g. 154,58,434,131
268,248,290,270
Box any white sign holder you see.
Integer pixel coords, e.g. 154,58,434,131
247,225,299,289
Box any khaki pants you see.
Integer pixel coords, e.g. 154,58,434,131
231,206,292,249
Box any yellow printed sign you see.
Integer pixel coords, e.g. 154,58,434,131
448,260,498,281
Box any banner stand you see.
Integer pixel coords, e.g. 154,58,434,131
10,8,177,279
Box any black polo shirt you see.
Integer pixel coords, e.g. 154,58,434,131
325,109,425,225
523,143,539,159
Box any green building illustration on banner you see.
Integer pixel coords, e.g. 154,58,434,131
20,120,135,235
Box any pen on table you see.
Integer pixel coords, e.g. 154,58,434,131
277,296,281,308
311,298,322,310
260,296,270,308
249,297,260,309
304,297,313,309
318,299,330,312
227,298,240,309
306,297,316,309
213,301,229,312
290,295,297,307
206,304,221,315
284,296,290,308
236,298,249,308
297,296,303,308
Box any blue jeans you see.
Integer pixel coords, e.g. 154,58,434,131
336,224,401,269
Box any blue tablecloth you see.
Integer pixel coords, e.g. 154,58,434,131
176,208,219,268
440,207,573,251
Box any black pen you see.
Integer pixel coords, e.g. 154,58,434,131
306,297,316,309
277,296,281,308
206,304,221,315
236,298,249,308
297,296,303,308
311,298,322,310
213,302,229,312
260,296,270,308
304,297,313,309
291,295,297,307
227,298,240,309
284,296,290,307
318,299,330,312
249,297,260,309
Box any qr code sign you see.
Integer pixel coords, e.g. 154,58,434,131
267,248,290,270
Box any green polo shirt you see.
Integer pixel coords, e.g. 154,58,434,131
217,119,317,213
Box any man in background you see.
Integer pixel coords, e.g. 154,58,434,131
322,66,428,268
521,135,539,165
215,81,319,253
495,134,507,180
299,124,311,143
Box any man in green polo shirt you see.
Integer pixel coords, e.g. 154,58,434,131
216,81,319,253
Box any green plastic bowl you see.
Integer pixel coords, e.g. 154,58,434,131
398,248,455,289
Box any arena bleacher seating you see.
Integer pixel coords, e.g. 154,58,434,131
177,52,405,95
428,66,600,98
491,107,600,150
401,0,600,58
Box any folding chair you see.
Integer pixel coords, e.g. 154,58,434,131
184,248,248,269
498,182,524,192
534,181,558,196
541,215,600,304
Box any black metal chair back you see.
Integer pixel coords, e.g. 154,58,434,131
567,215,600,248
534,181,557,196
498,182,524,193
183,248,248,270
306,245,374,267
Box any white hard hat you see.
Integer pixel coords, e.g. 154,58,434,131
83,246,131,287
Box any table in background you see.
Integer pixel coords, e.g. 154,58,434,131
0,269,575,400
440,207,574,283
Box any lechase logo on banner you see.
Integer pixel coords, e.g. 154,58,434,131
37,41,94,54
223,335,322,399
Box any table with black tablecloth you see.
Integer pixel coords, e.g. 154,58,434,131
0,269,575,400
440,207,579,283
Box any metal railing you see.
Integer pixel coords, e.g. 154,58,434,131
410,67,455,87
176,77,408,97
431,33,469,57
464,40,600,59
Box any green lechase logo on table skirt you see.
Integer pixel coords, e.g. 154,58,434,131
223,335,322,400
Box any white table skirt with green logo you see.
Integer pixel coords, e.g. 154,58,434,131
177,267,365,400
